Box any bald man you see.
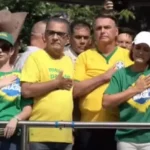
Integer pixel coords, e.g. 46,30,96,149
14,20,47,70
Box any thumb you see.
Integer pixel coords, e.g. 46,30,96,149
110,64,117,70
57,71,63,78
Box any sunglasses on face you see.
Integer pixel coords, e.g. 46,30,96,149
0,43,12,52
46,30,68,38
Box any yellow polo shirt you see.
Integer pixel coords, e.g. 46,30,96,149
74,47,133,122
21,50,73,143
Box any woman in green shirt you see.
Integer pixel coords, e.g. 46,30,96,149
0,32,33,150
103,31,150,150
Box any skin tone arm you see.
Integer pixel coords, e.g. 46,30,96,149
4,105,32,139
73,66,117,99
21,71,73,98
102,75,150,109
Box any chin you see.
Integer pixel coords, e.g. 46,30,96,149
99,40,110,44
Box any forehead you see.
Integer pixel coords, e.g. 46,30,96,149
95,18,116,27
134,43,150,48
47,21,68,32
73,27,90,36
118,33,133,41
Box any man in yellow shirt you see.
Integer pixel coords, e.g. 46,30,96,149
21,17,74,150
73,12,133,150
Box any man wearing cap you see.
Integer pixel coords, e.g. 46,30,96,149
103,31,150,150
0,32,32,150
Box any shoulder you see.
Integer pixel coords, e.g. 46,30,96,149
62,55,73,65
77,48,96,59
116,46,130,55
27,49,47,62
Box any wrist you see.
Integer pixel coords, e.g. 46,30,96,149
54,79,60,89
128,86,140,95
101,74,110,82
13,116,21,122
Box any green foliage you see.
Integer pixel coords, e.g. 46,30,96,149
0,0,135,48
119,9,136,22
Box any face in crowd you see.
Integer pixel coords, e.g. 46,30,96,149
117,33,133,50
45,19,69,59
70,25,91,55
131,43,150,64
94,16,118,47
0,40,14,65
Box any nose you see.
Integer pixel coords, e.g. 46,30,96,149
53,33,59,40
101,27,105,33
0,48,2,53
80,37,85,44
121,43,127,49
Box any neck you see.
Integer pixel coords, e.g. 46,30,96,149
131,63,148,73
97,42,116,56
46,50,64,60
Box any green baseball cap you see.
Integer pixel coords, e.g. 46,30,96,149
0,32,14,46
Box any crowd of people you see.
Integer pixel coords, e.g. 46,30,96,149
0,3,150,150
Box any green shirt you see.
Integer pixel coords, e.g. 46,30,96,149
0,70,33,121
105,66,150,143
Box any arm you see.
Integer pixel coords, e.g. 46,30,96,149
21,55,59,98
21,80,59,98
4,98,33,138
73,52,117,98
102,87,138,109
21,55,72,98
15,105,32,121
102,70,150,109
73,74,108,98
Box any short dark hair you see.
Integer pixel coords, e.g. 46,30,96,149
94,10,118,27
46,17,70,34
70,20,92,35
119,27,136,40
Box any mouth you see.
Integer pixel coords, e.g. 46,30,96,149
78,46,85,50
135,57,144,62
51,42,60,45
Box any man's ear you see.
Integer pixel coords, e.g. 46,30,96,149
115,27,119,37
65,35,70,46
42,33,46,43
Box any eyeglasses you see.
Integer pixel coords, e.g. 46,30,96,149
46,30,68,38
0,43,12,52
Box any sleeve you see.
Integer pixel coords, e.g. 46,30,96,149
21,55,40,83
104,70,122,95
74,53,86,81
20,97,33,110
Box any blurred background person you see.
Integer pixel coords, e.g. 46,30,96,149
14,20,47,70
64,20,92,64
117,27,135,50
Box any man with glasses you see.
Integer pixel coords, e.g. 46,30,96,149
64,21,92,64
14,20,47,70
21,17,74,150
